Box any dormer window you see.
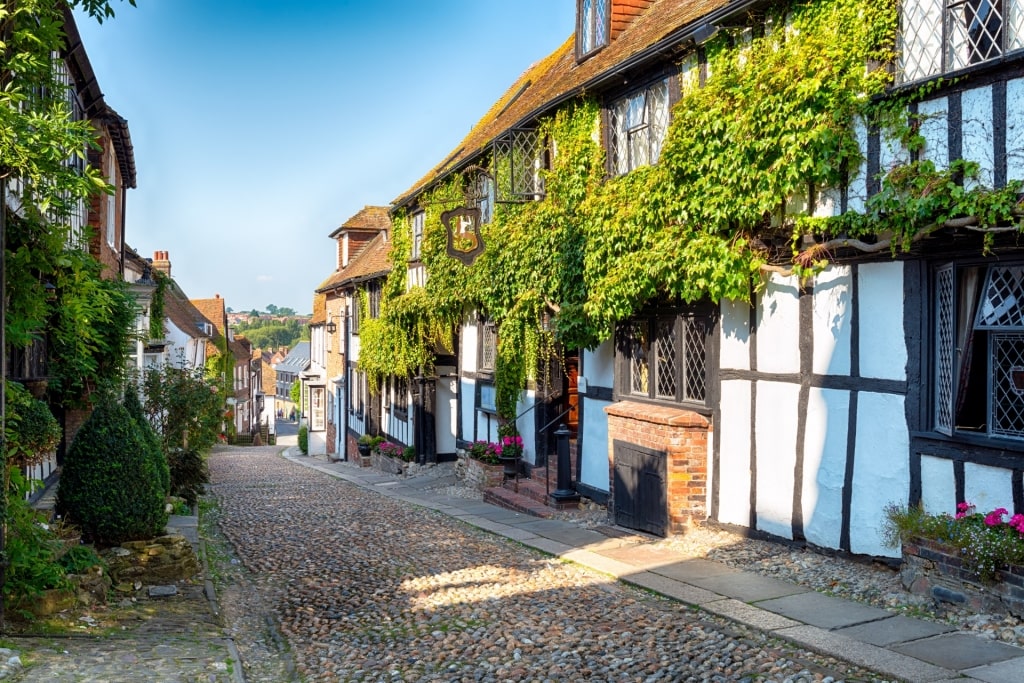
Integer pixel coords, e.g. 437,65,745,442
577,0,610,59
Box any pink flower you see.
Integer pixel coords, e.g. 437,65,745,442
957,501,973,512
984,508,1009,526
1010,514,1024,534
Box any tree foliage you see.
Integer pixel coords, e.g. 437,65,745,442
141,361,223,453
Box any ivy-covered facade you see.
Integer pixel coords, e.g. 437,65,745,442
329,0,1024,558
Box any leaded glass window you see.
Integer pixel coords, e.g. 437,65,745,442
618,308,711,407
934,263,1024,441
480,322,497,373
493,128,546,202
410,212,424,262
610,78,670,176
577,0,610,59
899,0,1024,83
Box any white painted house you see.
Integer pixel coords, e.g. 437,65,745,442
346,0,1024,560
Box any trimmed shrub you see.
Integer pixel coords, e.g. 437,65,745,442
123,388,170,497
298,425,308,454
56,401,169,545
167,448,208,507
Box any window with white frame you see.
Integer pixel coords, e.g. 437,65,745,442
411,211,425,262
609,78,671,176
934,262,1024,441
615,307,712,408
899,0,1024,83
577,0,610,59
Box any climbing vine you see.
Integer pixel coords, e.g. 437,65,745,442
359,0,1024,417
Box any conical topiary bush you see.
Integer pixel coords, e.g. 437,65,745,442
122,387,170,497
56,400,169,545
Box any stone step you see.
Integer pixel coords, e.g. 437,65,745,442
482,485,554,518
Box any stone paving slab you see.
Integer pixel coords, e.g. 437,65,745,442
648,557,742,581
776,625,958,683
686,570,809,602
519,536,577,557
754,591,894,630
964,656,1024,683
700,597,803,630
593,543,697,568
527,525,609,547
623,570,726,606
560,548,646,579
891,632,1024,671
835,615,956,647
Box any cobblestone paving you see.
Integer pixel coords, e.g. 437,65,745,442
6,582,241,682
208,447,894,682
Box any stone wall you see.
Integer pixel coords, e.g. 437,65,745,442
455,453,506,490
902,537,1024,618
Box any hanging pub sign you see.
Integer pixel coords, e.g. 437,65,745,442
441,207,485,266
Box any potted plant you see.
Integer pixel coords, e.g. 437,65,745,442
357,434,375,458
496,434,523,478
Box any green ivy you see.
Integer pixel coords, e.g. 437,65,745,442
359,0,1022,417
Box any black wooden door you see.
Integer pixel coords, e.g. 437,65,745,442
612,440,667,536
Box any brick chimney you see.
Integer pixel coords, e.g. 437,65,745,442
152,250,171,277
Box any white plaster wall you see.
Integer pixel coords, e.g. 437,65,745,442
961,85,995,190
802,387,850,550
582,339,615,389
849,392,909,557
920,455,956,516
812,267,852,377
515,390,538,466
756,275,801,375
755,381,800,539
309,431,326,455
917,96,949,170
349,333,362,362
460,378,477,443
1008,78,1024,182
720,299,751,371
462,323,479,374
847,117,869,214
718,380,751,527
880,127,911,178
580,398,610,492
436,373,458,455
857,262,906,381
964,462,1015,514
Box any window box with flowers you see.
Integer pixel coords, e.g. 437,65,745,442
459,441,505,490
884,502,1024,618
372,440,413,475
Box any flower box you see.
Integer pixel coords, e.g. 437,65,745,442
457,453,506,490
901,537,1024,618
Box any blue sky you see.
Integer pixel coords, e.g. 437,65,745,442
74,1,576,315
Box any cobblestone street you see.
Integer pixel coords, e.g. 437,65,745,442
207,446,890,682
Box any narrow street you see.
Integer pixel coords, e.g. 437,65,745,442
206,446,888,682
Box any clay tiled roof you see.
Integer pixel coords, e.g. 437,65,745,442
311,293,327,325
191,297,228,337
393,0,737,207
163,281,214,342
328,205,392,239
316,233,392,293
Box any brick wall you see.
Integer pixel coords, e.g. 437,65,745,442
605,401,710,535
